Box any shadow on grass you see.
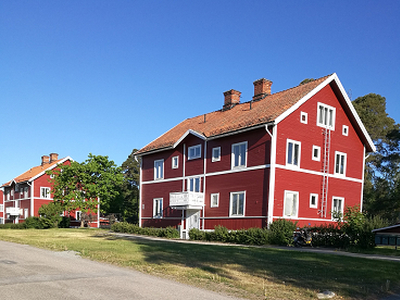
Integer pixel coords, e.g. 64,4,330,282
97,234,400,299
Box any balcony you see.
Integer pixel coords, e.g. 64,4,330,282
169,191,204,210
6,207,22,216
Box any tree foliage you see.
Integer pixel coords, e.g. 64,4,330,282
48,154,124,227
119,149,140,223
353,93,400,222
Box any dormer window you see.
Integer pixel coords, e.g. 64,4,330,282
317,103,335,130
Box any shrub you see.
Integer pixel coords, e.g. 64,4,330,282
24,217,43,229
38,202,64,228
59,216,71,228
269,219,297,246
111,222,179,238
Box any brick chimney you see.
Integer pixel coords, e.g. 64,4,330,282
41,155,50,166
50,153,59,162
253,78,273,101
223,89,241,110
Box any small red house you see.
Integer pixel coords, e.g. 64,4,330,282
135,74,375,238
1,153,99,227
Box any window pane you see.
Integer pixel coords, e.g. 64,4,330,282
324,107,328,125
288,143,293,164
294,144,299,165
238,193,244,215
319,106,324,124
232,194,238,215
335,154,340,173
340,155,345,174
329,109,333,127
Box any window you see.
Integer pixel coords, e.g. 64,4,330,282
334,151,347,176
40,187,51,199
153,198,163,218
24,208,28,219
188,144,201,160
284,191,299,218
76,211,82,221
24,187,28,198
332,197,344,220
210,193,219,208
229,191,245,217
212,147,221,162
286,139,301,167
310,193,318,209
154,159,164,180
231,141,247,169
312,145,321,161
6,190,10,201
300,112,308,124
317,103,336,129
342,125,349,136
172,156,179,169
0,204,3,211
0,218,3,224
188,177,201,192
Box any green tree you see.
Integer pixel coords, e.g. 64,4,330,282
353,93,400,222
120,149,140,223
38,201,64,228
48,154,124,227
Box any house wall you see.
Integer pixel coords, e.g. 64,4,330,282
140,127,271,230
273,84,364,226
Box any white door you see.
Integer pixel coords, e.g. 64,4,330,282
186,210,200,231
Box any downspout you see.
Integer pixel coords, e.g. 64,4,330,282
360,147,367,212
266,124,277,228
27,181,33,217
202,140,207,230
182,144,186,237
135,155,143,227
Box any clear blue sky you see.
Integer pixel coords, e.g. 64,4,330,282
1,1,399,185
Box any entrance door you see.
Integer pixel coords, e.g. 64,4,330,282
186,210,200,231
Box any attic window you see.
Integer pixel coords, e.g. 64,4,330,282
317,103,336,130
300,112,308,124
342,125,349,136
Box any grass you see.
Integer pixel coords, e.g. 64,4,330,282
0,229,399,300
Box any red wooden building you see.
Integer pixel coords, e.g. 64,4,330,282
135,74,375,238
0,189,4,224
1,153,99,227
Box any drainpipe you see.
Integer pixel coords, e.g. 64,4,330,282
27,181,33,217
135,155,143,228
360,147,367,212
266,124,277,228
202,140,207,230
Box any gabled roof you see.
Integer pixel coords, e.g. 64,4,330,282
1,156,73,187
136,73,375,156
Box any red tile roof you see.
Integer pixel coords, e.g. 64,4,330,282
2,158,65,187
136,75,331,155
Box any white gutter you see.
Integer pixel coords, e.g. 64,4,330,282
138,158,143,227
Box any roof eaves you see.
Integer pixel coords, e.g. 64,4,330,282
173,129,206,148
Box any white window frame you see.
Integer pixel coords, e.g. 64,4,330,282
154,159,164,180
300,111,308,124
210,193,219,208
172,156,179,169
317,102,336,130
229,191,246,217
310,193,318,209
283,190,299,218
153,198,163,218
76,210,82,221
187,177,201,192
188,144,202,160
342,125,349,136
334,151,347,176
231,141,248,169
6,190,10,201
24,187,28,198
40,187,51,199
332,197,344,220
0,204,3,211
212,147,221,162
286,139,301,168
24,208,28,219
312,145,321,161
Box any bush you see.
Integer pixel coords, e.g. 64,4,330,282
269,219,297,246
111,222,179,238
59,216,71,228
24,217,43,229
38,202,64,228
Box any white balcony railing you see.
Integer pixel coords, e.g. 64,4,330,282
6,207,22,216
169,191,204,209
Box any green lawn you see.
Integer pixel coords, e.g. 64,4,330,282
0,228,398,300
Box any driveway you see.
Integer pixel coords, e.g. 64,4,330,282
0,240,241,300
